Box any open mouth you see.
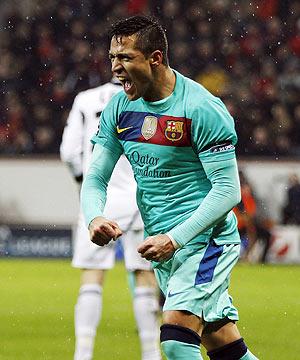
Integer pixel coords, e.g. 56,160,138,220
124,80,132,92
118,76,134,93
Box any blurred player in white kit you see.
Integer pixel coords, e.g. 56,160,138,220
60,79,161,360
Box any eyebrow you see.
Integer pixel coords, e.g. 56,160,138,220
109,52,129,58
108,52,136,59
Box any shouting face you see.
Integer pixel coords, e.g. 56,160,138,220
109,34,155,101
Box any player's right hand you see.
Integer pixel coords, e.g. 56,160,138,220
88,216,122,246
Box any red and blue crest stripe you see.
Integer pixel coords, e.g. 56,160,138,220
117,111,192,147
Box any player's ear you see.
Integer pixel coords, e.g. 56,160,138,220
149,50,163,67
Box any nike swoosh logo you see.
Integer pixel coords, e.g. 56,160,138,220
116,125,133,134
167,290,185,298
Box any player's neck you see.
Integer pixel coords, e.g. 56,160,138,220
143,67,176,102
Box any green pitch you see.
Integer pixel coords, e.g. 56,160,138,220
0,260,299,360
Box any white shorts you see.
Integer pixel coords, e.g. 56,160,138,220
72,213,151,271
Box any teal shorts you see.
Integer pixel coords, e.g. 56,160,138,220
153,240,240,323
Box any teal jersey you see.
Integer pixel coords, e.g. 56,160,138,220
92,70,240,245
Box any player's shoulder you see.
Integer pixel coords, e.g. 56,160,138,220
103,86,130,113
72,87,100,109
75,83,122,103
180,73,215,103
75,86,99,101
179,72,228,116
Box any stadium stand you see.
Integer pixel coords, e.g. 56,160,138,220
0,0,299,156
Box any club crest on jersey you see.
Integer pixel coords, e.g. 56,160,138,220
165,121,184,141
141,115,158,140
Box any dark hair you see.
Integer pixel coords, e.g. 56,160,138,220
109,15,169,66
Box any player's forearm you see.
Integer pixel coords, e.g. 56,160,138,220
60,115,84,178
167,158,241,247
80,143,121,226
81,170,107,226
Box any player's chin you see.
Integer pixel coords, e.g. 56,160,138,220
124,86,141,101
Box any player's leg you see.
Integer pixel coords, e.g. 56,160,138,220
153,250,204,359
72,213,115,360
198,242,258,360
134,269,162,360
161,310,203,360
156,240,246,360
74,269,105,360
123,230,161,360
202,320,258,359
156,258,204,360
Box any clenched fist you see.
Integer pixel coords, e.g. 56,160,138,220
89,216,122,246
137,234,176,262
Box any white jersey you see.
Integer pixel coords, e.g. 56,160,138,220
60,82,143,230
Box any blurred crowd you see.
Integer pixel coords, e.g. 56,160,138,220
0,0,300,156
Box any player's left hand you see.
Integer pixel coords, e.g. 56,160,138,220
137,234,175,262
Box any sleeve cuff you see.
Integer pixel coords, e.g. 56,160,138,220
166,232,180,249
